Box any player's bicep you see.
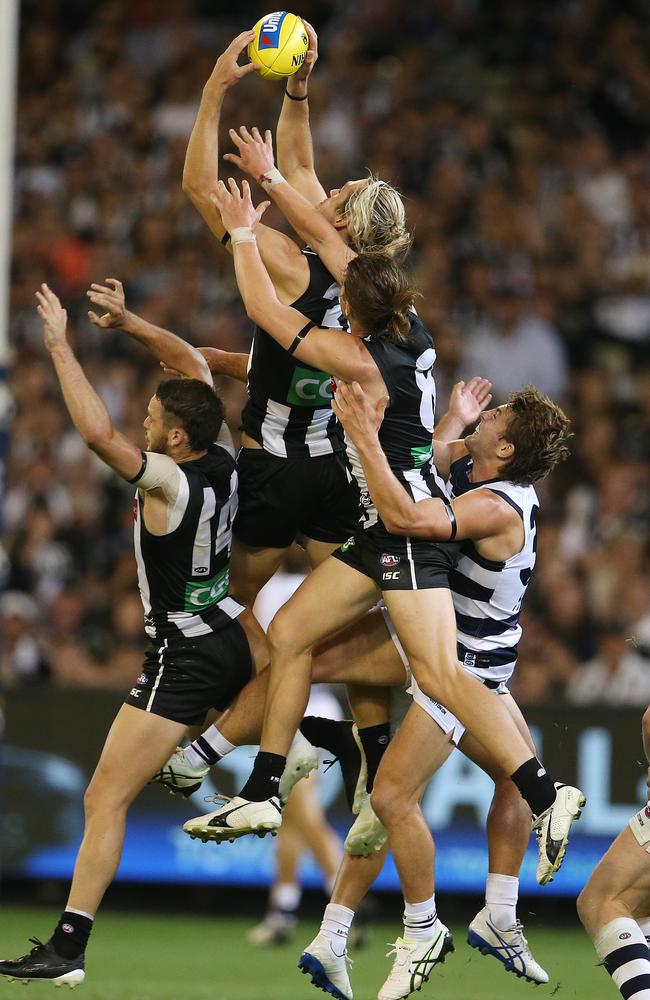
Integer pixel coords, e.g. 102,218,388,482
453,491,511,540
294,328,375,384
89,431,149,483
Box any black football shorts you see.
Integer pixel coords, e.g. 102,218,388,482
333,522,458,591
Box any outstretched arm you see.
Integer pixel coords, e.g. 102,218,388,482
86,278,212,384
212,178,375,384
333,380,509,540
36,285,143,481
225,127,354,284
276,20,326,205
433,378,492,477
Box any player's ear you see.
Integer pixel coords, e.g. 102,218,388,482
497,440,514,460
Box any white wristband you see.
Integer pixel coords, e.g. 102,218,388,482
259,167,285,192
230,227,257,246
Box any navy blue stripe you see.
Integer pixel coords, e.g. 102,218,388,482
604,944,650,975
620,974,650,999
458,642,518,668
460,541,505,571
455,611,519,638
487,489,524,519
450,569,494,602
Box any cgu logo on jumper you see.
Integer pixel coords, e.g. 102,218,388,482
287,366,334,407
184,566,229,611
258,11,288,49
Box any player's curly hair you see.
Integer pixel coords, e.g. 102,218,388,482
345,174,411,259
156,379,224,451
499,386,572,485
343,254,418,344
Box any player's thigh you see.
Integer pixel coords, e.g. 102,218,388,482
237,607,270,674
459,691,537,779
304,536,340,569
581,825,650,920
312,607,408,687
382,588,458,687
268,556,381,656
374,701,454,808
87,704,186,809
229,538,288,607
283,774,328,833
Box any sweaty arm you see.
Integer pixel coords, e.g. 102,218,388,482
50,343,145,481
121,311,212,384
348,429,513,542
231,240,376,384
199,348,249,384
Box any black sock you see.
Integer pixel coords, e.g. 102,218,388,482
300,717,361,811
51,910,93,960
192,736,221,766
358,722,390,793
511,757,556,816
240,751,286,802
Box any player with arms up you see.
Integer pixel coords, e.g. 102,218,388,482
175,26,408,788
0,282,266,988
197,177,585,909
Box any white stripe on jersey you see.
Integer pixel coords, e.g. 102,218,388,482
214,469,238,558
146,639,168,711
260,399,336,458
133,503,151,619
166,596,244,639
451,478,539,684
191,487,216,576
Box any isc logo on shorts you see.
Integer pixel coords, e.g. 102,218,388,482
258,11,287,49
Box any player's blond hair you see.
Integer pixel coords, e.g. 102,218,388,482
344,175,411,259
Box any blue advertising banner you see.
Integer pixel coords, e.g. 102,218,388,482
2,690,646,898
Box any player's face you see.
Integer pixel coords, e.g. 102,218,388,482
317,178,369,227
143,396,168,454
467,404,512,456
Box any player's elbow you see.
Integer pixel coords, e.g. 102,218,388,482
244,298,266,327
381,509,410,535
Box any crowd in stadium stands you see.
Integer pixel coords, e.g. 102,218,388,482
4,0,650,705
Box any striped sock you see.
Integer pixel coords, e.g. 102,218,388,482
403,895,438,943
594,918,650,999
187,727,236,767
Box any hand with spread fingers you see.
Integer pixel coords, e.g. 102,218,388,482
448,376,493,428
212,31,259,89
224,125,276,181
35,284,68,352
332,380,388,444
210,178,270,234
86,278,127,329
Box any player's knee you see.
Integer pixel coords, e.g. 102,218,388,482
267,610,310,658
371,774,405,826
576,880,599,933
83,774,128,818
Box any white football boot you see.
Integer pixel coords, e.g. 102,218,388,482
467,907,549,984
344,797,387,857
299,933,353,1000
151,746,209,797
183,795,282,843
279,732,319,804
533,783,586,884
378,923,454,1000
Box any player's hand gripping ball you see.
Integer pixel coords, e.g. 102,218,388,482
248,11,308,81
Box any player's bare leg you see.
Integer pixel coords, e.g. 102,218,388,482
577,823,650,999
460,697,549,984
0,705,186,988
228,537,287,607
384,588,585,884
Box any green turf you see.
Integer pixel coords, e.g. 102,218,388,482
0,905,611,999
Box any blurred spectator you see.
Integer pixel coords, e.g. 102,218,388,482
0,591,50,688
5,0,650,702
566,621,650,707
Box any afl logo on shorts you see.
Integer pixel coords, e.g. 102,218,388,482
137,673,148,685
619,932,632,940
381,553,400,567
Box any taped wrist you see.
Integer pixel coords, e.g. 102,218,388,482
230,226,256,246
259,167,285,192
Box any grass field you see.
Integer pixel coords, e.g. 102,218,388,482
0,905,612,1000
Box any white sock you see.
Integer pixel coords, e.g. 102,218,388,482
321,903,354,956
65,906,94,921
639,917,650,941
270,882,301,916
403,895,438,943
594,918,650,999
485,873,519,930
187,726,236,768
